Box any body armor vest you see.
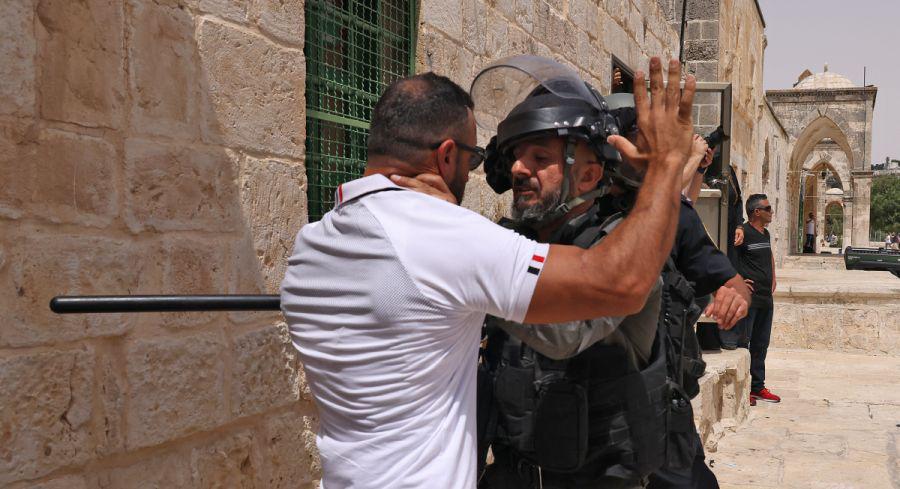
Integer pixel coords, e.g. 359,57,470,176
479,202,705,485
481,207,669,483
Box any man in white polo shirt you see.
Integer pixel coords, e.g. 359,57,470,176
281,57,696,488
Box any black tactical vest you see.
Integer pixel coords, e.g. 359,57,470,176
479,207,670,482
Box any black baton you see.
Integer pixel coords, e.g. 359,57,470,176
50,295,281,314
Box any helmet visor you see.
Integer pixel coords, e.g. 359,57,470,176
470,55,604,133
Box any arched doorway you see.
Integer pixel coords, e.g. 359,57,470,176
823,200,844,250
787,117,854,253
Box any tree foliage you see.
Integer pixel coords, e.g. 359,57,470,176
870,175,900,234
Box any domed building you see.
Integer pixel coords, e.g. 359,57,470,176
766,65,877,252
793,65,855,90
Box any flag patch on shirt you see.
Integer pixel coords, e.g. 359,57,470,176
527,254,545,275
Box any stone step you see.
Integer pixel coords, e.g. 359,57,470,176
771,269,900,356
693,349,751,452
780,254,846,270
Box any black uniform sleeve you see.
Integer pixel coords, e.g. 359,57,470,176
673,201,738,297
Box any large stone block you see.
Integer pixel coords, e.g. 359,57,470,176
683,39,718,61
602,11,638,68
0,125,117,225
123,139,240,233
515,0,536,33
701,19,719,40
128,0,199,141
197,19,305,158
260,411,322,488
416,27,475,88
878,312,900,355
154,237,235,329
33,129,118,225
801,307,839,351
771,304,804,349
0,348,95,485
569,0,598,34
253,0,305,45
0,0,36,116
0,120,37,218
686,0,718,21
461,0,489,55
625,1,645,42
239,156,307,292
605,0,629,25
36,0,125,128
686,60,718,82
125,331,228,449
838,308,881,353
191,430,261,488
232,324,303,417
200,0,249,23
87,448,192,488
421,0,463,38
0,232,162,347
484,14,511,57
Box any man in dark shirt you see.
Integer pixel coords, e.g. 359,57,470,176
720,193,781,406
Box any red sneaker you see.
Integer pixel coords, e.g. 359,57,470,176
749,396,756,406
751,388,781,403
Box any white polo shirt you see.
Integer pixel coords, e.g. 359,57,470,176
281,174,549,489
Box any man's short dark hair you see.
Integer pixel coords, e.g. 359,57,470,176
367,72,474,165
746,193,768,216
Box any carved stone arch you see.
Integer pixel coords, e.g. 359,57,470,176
786,115,855,253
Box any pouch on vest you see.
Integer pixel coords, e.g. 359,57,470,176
493,365,537,453
664,383,698,471
533,379,589,472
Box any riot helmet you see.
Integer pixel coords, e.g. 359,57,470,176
470,56,631,224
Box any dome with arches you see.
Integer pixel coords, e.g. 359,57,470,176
794,65,855,90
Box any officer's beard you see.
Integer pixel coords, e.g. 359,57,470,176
511,177,563,226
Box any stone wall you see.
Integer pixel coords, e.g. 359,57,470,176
678,0,793,264
692,349,751,452
757,102,791,263
0,1,319,487
418,0,682,219
771,270,900,357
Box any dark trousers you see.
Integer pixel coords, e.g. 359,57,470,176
803,233,815,253
646,432,718,489
719,306,773,392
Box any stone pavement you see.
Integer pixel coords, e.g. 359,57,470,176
710,348,900,488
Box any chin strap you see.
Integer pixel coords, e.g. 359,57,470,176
544,135,608,224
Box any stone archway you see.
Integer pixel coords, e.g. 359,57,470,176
787,116,854,253
767,73,877,253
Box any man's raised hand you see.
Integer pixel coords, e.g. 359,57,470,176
390,174,458,205
607,58,696,172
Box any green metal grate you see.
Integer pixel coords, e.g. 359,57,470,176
304,0,418,220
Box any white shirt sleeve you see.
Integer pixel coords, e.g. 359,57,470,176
369,192,548,323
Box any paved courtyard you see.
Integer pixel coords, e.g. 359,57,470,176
710,348,900,488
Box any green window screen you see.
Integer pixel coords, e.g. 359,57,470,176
304,0,418,220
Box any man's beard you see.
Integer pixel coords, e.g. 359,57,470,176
511,183,562,225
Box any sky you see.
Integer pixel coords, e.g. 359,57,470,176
758,0,900,165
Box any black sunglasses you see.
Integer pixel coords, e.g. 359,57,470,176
428,140,486,171
393,136,485,171
754,205,773,213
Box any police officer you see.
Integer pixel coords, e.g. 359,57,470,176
456,57,750,488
